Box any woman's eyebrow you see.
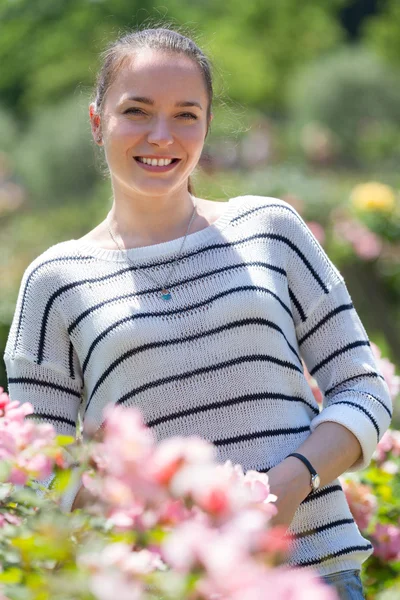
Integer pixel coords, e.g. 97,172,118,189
125,96,203,110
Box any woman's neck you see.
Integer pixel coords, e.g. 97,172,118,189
108,187,197,247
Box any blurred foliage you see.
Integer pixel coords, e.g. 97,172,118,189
0,0,346,118
286,46,400,168
13,96,98,207
363,0,400,68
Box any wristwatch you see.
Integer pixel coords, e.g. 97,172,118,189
286,452,321,496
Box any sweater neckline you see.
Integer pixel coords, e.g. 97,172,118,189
73,196,242,262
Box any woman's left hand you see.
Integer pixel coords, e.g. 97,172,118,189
266,459,311,530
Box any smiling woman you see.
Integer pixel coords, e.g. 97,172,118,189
83,30,215,249
4,26,391,598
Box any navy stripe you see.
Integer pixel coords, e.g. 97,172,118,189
289,288,307,323
67,259,287,335
291,518,355,540
298,303,354,345
310,341,370,376
212,425,310,446
325,372,382,396
37,267,138,364
68,342,75,379
81,285,294,375
88,317,303,402
25,412,76,428
89,354,303,415
8,377,81,398
300,484,343,504
292,544,373,567
333,389,392,419
146,392,319,428
231,202,333,292
333,399,380,439
262,233,329,293
13,254,93,355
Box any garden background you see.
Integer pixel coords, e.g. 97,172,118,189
1,1,400,597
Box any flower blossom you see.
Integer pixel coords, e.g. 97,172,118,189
341,479,377,531
370,342,400,400
334,218,382,260
373,429,400,464
372,523,400,562
350,182,396,213
0,388,60,485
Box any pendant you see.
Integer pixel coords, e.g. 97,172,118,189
161,288,172,301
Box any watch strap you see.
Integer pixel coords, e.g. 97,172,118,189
286,452,317,476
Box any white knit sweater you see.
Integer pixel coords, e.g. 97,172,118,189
4,195,392,577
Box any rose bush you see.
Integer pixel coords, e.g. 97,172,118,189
0,387,338,600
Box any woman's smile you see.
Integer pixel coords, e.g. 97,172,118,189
133,156,182,172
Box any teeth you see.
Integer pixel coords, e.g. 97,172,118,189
138,157,173,166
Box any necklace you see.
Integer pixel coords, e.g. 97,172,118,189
106,196,197,301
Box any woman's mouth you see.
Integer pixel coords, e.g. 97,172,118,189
134,157,181,172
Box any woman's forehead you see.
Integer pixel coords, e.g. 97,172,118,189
109,49,207,100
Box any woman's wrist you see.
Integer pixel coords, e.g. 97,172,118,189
268,456,313,503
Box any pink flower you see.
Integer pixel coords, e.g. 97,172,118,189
0,387,10,411
0,512,22,528
149,436,215,486
97,405,155,476
372,523,400,562
334,218,382,260
303,363,323,404
342,479,377,531
374,429,400,463
370,342,400,400
243,469,277,504
307,221,326,246
89,573,143,600
171,463,234,517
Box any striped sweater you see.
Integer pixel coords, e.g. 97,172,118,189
4,195,392,577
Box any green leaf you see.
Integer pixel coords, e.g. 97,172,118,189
0,461,12,483
0,483,13,500
55,435,76,447
12,487,47,508
0,567,23,584
49,469,74,493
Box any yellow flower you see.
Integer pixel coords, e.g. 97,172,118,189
350,182,396,213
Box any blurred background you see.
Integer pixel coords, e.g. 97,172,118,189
1,0,399,424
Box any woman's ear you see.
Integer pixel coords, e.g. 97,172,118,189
205,112,213,139
89,103,103,146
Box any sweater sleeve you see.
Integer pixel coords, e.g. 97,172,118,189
280,201,393,471
3,256,84,511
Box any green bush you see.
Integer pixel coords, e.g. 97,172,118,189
13,95,99,207
286,46,400,167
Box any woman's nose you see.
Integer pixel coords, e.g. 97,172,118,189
147,117,174,147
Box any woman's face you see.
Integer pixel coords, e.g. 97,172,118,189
92,49,211,199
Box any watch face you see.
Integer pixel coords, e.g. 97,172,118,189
312,475,321,490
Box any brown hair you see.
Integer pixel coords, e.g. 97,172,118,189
92,27,214,194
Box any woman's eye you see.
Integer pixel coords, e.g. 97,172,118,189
179,113,198,120
124,108,146,116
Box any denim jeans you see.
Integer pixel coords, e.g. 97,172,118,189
320,569,365,600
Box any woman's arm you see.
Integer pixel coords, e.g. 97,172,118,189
263,198,392,527
4,257,84,511
267,421,362,527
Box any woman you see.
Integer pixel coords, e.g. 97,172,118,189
4,27,392,599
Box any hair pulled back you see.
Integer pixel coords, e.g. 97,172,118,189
93,28,214,194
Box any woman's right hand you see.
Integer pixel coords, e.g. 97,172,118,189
71,425,105,511
71,482,97,511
